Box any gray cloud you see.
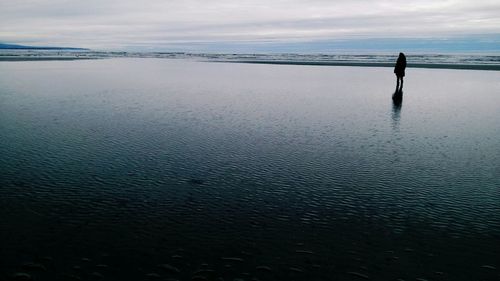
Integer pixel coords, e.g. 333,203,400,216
1,0,499,50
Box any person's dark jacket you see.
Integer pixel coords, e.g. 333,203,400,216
394,53,407,77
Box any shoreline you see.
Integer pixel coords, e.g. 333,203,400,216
1,56,499,71
220,60,500,71
0,56,98,61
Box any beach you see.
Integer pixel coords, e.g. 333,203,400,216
0,58,499,281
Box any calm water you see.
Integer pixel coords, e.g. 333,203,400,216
0,59,499,281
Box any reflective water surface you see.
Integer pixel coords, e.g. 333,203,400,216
1,59,499,280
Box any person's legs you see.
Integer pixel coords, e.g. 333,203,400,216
399,77,404,91
396,76,400,91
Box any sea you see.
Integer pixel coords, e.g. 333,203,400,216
1,49,500,70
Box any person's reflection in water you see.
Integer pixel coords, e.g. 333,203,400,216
391,93,402,131
390,96,403,165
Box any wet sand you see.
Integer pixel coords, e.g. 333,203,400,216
0,59,499,281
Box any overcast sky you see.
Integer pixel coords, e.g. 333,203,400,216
1,0,500,51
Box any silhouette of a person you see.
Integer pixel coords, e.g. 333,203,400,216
394,52,406,92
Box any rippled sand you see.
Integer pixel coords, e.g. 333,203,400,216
0,59,499,280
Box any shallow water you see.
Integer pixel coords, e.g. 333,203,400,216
0,59,499,280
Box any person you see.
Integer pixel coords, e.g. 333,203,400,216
394,52,406,92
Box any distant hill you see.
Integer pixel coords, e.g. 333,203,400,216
0,43,88,50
